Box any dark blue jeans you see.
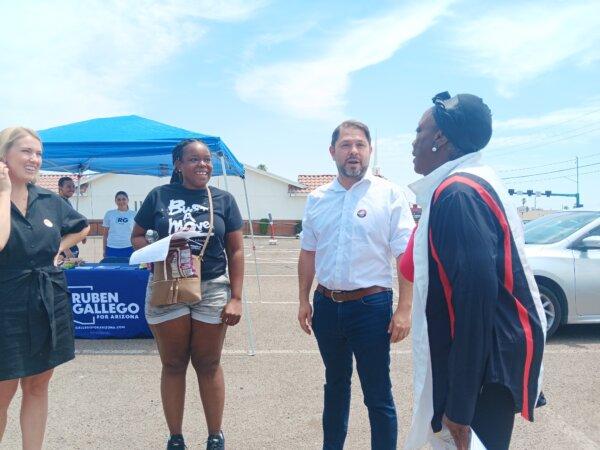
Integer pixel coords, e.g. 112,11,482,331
312,290,397,450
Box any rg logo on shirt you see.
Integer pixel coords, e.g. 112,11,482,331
357,209,367,218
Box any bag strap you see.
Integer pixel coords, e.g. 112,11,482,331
198,186,214,260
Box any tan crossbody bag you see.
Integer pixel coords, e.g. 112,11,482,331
149,187,214,307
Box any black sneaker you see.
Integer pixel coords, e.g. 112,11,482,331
167,434,187,449
206,431,225,450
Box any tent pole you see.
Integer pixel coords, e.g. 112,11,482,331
75,165,82,211
219,153,229,191
220,156,257,354
242,177,262,303
242,293,256,356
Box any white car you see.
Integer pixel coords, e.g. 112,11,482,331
524,211,600,336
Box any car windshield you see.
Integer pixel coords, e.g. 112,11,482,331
524,212,600,244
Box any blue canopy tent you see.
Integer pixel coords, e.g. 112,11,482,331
38,115,244,177
38,115,257,353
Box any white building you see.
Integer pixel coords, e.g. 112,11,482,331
38,166,317,226
212,165,307,222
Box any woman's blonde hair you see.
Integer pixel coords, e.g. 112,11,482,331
0,127,43,183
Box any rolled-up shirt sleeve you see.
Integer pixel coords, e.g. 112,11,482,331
134,189,157,231
59,199,88,236
389,187,415,257
300,195,317,251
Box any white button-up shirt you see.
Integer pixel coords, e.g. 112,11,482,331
301,173,414,290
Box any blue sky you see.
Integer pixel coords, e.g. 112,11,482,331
2,0,599,209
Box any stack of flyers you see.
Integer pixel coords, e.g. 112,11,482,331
168,243,198,279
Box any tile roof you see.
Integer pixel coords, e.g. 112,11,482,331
35,173,90,194
289,174,336,195
36,174,69,193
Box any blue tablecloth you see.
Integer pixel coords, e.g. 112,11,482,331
65,264,152,338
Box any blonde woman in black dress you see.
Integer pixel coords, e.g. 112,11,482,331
0,127,89,449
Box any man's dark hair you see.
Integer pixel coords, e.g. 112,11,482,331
331,120,371,147
58,176,73,187
115,191,128,199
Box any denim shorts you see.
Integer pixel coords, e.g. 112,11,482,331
144,273,231,325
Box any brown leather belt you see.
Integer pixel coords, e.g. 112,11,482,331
316,284,389,302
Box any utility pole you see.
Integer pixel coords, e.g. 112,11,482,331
575,156,582,208
509,155,584,209
372,129,381,176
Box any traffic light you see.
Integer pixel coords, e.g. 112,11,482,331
526,190,534,196
544,190,552,197
508,189,515,195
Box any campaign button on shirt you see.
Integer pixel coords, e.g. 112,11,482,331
300,173,414,290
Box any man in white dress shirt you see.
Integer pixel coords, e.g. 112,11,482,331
298,120,415,450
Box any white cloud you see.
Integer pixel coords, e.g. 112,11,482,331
243,20,318,61
0,0,266,128
484,102,600,162
374,133,420,193
174,0,269,21
452,1,600,96
494,104,600,131
236,0,454,120
376,134,416,161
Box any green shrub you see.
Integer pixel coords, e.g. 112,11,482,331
259,218,269,235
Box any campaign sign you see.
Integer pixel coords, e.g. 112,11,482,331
65,266,152,338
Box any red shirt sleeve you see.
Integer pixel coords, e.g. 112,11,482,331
399,227,416,282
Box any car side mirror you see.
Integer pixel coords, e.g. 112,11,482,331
578,236,600,250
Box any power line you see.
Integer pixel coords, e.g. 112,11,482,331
498,158,575,173
490,107,600,152
487,122,600,161
520,107,600,130
580,168,600,177
490,123,600,158
502,161,600,180
580,151,600,160
498,151,600,174
487,107,600,162
506,168,600,185
534,120,600,137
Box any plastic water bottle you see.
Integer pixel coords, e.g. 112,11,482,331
145,229,159,243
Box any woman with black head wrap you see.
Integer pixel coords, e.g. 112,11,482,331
403,93,547,450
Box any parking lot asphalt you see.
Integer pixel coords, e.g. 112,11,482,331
4,238,600,449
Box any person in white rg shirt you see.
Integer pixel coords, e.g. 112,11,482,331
298,120,415,450
102,190,136,258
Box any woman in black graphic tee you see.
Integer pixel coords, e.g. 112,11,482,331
132,139,244,450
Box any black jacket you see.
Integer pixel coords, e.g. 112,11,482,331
426,172,545,431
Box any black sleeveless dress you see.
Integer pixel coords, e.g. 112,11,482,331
0,184,87,380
